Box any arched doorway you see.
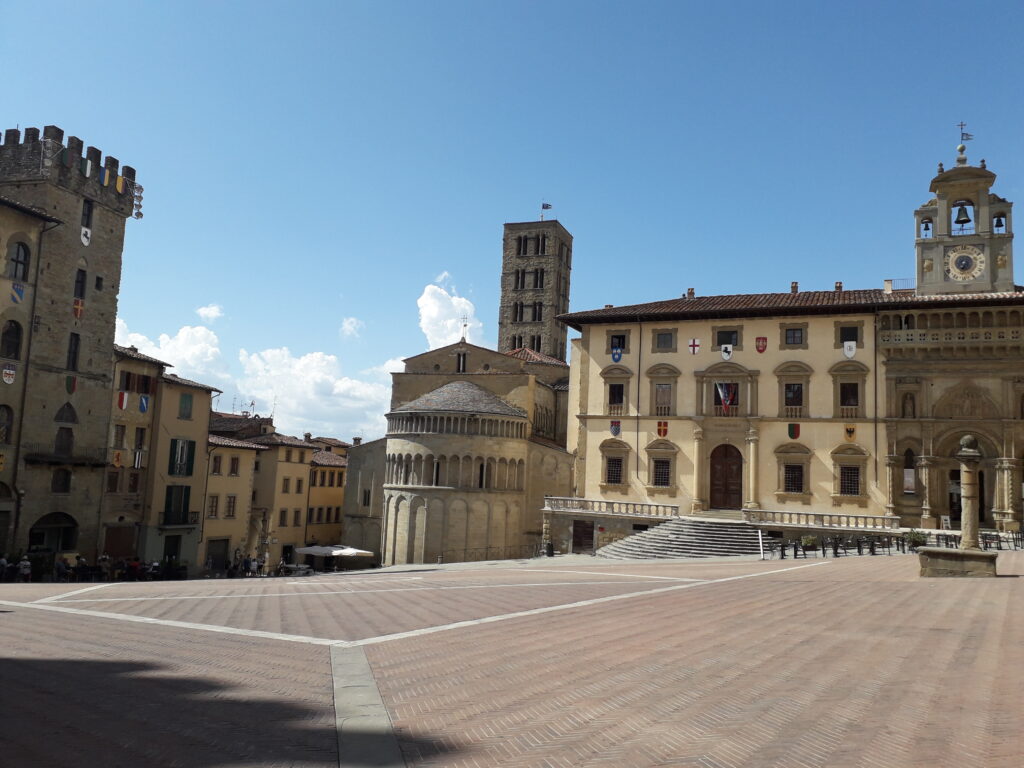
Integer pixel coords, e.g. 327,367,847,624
709,444,743,510
28,512,79,570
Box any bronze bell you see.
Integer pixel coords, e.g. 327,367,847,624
954,205,972,225
995,215,1005,230
921,219,931,233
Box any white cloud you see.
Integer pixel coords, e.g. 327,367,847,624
195,304,224,322
434,270,451,285
416,282,483,349
360,357,406,382
237,347,391,439
339,317,365,338
115,318,227,382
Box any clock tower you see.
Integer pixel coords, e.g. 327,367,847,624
914,144,1014,295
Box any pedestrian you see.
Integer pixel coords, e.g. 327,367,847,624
98,553,112,581
242,555,252,577
256,555,265,577
54,558,69,582
0,553,7,582
18,556,32,583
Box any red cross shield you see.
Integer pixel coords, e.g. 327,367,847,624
657,421,668,438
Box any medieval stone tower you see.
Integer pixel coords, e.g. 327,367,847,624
0,125,138,558
497,220,572,361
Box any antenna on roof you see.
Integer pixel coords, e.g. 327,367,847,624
270,395,277,418
460,314,468,341
231,395,237,413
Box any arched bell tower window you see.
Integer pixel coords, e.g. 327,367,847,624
951,199,975,236
993,211,1008,234
919,217,933,239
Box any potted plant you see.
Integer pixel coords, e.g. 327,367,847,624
800,534,819,552
905,529,928,552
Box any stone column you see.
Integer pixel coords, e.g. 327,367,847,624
917,455,934,527
1006,459,1022,532
885,454,899,516
993,458,1021,532
744,427,760,509
691,426,705,513
957,435,982,550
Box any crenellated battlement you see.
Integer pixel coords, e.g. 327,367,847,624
0,125,140,219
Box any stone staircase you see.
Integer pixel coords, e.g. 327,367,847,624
596,516,764,560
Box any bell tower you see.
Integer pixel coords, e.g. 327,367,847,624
915,144,1014,295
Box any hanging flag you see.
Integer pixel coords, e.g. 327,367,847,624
117,391,128,409
10,283,24,304
81,227,92,246
72,299,84,319
611,346,622,363
788,423,800,439
688,338,700,354
715,382,735,413
843,341,856,359
112,450,123,468
541,203,552,210
133,450,143,469
657,421,668,438
720,343,733,361
65,376,76,394
610,420,621,437
755,337,767,353
844,425,856,442
115,175,125,193
139,394,150,413
2,364,15,385
81,158,92,176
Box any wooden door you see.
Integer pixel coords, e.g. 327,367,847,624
102,526,136,560
709,444,743,510
571,520,595,554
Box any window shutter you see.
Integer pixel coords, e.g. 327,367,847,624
183,485,191,514
164,485,173,513
168,439,178,474
186,440,196,476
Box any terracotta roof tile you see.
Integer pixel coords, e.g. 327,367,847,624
162,373,222,393
559,287,1024,328
391,381,526,418
312,450,348,467
246,432,316,449
208,435,265,450
0,194,61,223
114,344,170,367
504,347,568,366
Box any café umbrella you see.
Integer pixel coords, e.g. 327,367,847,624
294,545,373,557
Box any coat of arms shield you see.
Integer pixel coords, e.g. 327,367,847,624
755,336,767,353
610,420,621,437
720,343,733,361
843,341,856,359
657,421,668,437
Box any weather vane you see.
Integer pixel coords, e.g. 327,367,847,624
957,121,974,143
540,201,552,221
460,314,468,340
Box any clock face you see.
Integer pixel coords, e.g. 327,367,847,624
945,245,986,282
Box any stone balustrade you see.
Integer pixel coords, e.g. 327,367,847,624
743,509,900,530
543,496,679,518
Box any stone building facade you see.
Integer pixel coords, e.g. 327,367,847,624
202,434,264,571
497,220,573,361
550,145,1023,552
0,125,140,568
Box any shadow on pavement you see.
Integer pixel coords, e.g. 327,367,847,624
0,658,461,767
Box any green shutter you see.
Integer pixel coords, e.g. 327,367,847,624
168,439,178,475
164,485,173,513
185,440,196,476
183,486,191,517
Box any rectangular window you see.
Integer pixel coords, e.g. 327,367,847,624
609,334,627,351
316,507,324,522
652,458,672,487
839,465,861,496
279,509,288,526
608,383,625,406
784,464,804,493
74,269,87,299
785,328,804,345
113,424,126,449
539,234,547,255
178,393,193,420
654,383,673,416
229,457,239,476
296,478,303,494
134,427,146,450
163,486,191,525
298,451,305,463
903,468,916,494
456,352,467,372
328,471,335,487
655,332,674,350
106,469,120,493
319,470,326,486
207,495,219,518
839,326,859,344
535,268,545,289
307,507,314,523
95,276,104,291
285,449,292,462
531,302,543,321
81,199,94,228
254,460,261,473
713,383,740,408
282,477,291,494
784,383,803,407
128,471,140,493
840,382,859,407
168,439,196,477
716,329,738,347
606,456,623,485
66,333,80,371
226,495,237,517
362,489,371,507
211,455,222,475
293,509,301,526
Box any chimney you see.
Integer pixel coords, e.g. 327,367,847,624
883,279,893,294
834,281,843,291
686,287,695,298
304,432,312,442
353,437,362,446
603,304,613,309
790,281,798,294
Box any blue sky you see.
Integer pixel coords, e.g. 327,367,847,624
5,1,1023,440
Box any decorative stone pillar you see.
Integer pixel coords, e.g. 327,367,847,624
1007,459,1022,532
884,454,899,516
917,455,935,527
744,427,760,510
994,458,1021,532
957,435,982,550
691,426,705,513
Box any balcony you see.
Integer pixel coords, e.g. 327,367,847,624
744,509,899,531
607,404,624,416
783,405,805,419
161,510,199,527
713,405,741,417
654,406,672,417
839,406,860,419
544,496,679,518
879,328,1023,350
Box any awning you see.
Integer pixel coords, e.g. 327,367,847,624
294,545,374,557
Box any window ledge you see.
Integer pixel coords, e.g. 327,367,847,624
830,493,869,508
645,485,677,495
599,483,630,493
774,491,812,505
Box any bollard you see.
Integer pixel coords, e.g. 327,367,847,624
545,542,555,558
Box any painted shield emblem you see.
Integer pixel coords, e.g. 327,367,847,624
2,364,15,385
81,226,92,246
720,343,733,361
139,394,150,413
844,424,856,442
755,336,767,353
65,376,76,394
688,338,700,355
11,283,24,304
610,420,621,437
611,346,622,363
117,391,128,410
657,421,668,438
72,298,84,319
112,450,122,468
788,423,800,439
843,340,856,359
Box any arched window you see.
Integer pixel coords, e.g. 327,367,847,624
775,443,812,498
902,449,916,495
55,402,78,423
993,211,1007,234
6,242,30,280
0,320,22,360
0,405,12,443
599,438,630,487
951,199,975,236
55,427,74,457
